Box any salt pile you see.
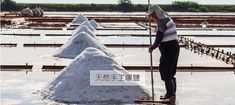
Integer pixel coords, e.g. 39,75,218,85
89,19,99,28
71,25,96,38
53,32,113,59
73,21,96,32
41,47,150,104
71,14,88,25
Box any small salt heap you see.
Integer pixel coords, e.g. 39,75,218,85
71,14,88,25
54,32,112,59
71,25,96,38
200,20,209,28
73,21,96,33
89,19,99,28
41,47,150,104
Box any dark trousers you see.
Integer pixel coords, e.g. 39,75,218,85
159,40,180,81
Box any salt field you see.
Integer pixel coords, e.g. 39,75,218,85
14,0,235,5
1,72,235,105
1,11,235,105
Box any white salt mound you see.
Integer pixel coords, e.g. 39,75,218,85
73,21,96,33
89,19,99,28
71,14,88,25
53,32,113,59
71,25,96,39
41,47,150,104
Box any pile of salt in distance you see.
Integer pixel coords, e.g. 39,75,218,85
71,14,88,25
53,32,113,59
89,19,99,28
71,25,96,39
73,21,96,32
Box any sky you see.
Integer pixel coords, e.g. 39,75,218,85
14,0,235,5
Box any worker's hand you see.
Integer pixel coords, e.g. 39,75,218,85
148,46,153,53
146,15,152,20
149,45,157,53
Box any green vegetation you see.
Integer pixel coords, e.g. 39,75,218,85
171,1,201,12
1,0,17,11
118,0,133,12
1,0,235,12
13,3,119,11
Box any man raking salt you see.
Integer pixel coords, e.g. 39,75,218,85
148,4,180,102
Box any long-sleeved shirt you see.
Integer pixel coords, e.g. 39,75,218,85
151,17,177,49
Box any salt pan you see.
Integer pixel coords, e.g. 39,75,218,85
71,14,88,25
53,32,113,59
41,47,150,104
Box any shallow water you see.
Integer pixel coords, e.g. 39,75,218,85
0,72,56,105
218,48,235,53
1,29,235,36
1,29,233,67
111,48,231,67
186,37,235,45
1,30,235,46
1,72,235,105
0,46,231,67
184,36,235,54
1,20,235,105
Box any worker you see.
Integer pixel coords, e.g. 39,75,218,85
147,4,180,100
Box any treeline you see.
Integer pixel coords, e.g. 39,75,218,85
1,0,235,12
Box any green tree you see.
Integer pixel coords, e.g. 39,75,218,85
1,0,17,11
118,0,133,12
199,6,208,12
171,1,199,12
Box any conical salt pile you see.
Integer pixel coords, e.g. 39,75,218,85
73,21,96,32
41,47,150,104
71,14,88,25
71,25,96,38
53,32,112,59
89,19,99,28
